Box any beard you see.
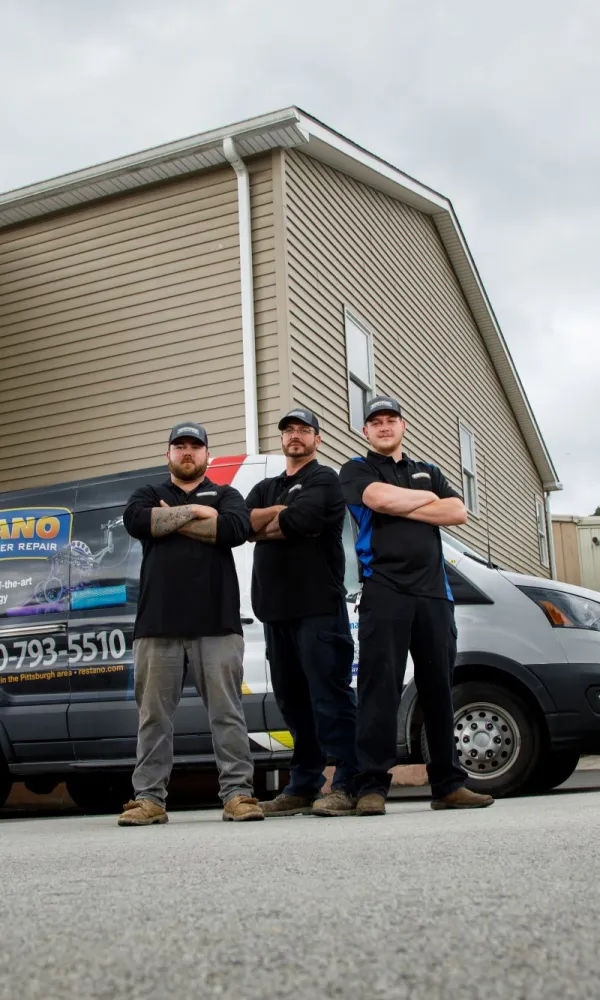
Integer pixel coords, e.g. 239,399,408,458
168,455,209,481
368,434,402,455
282,441,316,459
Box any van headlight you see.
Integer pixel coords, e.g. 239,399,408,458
518,587,600,632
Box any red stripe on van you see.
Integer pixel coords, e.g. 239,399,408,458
207,455,247,485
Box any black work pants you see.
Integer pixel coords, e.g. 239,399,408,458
264,601,358,796
357,581,465,800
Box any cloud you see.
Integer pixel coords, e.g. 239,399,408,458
1,0,598,514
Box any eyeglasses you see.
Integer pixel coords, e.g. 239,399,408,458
281,425,315,436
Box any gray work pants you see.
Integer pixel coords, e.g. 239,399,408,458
132,635,254,806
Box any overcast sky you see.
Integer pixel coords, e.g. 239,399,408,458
1,0,598,515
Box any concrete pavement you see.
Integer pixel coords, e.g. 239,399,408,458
1,787,600,1000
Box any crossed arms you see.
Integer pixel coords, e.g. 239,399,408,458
123,486,250,546
151,502,219,542
249,505,287,542
361,483,467,525
247,470,346,543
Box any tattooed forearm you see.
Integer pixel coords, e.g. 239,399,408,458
177,519,218,543
150,506,197,537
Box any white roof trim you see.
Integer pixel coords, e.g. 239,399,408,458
0,107,560,489
0,108,308,228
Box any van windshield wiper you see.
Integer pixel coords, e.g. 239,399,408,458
462,550,496,567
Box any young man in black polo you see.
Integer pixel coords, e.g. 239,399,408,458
246,408,358,817
339,397,494,816
118,421,263,825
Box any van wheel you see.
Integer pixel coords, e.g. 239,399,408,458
0,754,12,808
66,774,132,814
421,681,542,798
525,749,580,793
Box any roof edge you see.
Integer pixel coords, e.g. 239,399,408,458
0,107,303,208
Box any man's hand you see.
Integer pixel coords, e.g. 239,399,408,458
249,505,287,542
362,483,439,516
159,499,217,520
157,499,218,543
249,505,286,535
405,497,468,526
361,483,467,526
151,503,198,537
264,513,286,540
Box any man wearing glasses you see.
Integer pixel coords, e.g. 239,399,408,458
246,408,358,817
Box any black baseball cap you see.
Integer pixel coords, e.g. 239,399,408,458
278,407,320,433
168,421,208,446
364,396,403,422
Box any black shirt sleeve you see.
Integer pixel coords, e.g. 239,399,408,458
338,459,380,507
216,485,250,549
430,466,462,500
123,485,156,540
278,468,345,540
245,481,266,513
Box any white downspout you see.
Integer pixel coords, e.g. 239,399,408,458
545,491,557,579
222,137,259,456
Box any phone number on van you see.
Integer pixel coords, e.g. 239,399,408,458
0,629,127,671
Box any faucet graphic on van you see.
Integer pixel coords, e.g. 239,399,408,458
33,517,131,607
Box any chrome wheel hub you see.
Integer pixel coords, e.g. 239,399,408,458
454,702,521,779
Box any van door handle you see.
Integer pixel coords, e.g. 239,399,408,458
241,617,254,625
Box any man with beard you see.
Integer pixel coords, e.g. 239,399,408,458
246,408,358,817
339,396,494,816
118,421,263,825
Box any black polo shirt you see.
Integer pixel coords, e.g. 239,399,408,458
123,476,249,638
246,460,346,623
338,451,461,601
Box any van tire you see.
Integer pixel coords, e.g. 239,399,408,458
66,774,132,814
420,681,542,798
0,754,12,809
524,749,580,793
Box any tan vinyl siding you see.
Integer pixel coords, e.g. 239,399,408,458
283,149,548,576
0,155,276,491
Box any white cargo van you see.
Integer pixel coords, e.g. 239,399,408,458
1,453,599,810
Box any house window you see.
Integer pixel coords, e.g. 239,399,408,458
536,496,549,568
345,312,374,432
459,422,478,514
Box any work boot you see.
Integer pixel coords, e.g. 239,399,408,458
222,794,264,822
118,798,168,826
356,792,386,816
431,786,494,810
259,792,316,817
312,789,355,817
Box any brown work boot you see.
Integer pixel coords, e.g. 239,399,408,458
356,792,386,816
259,793,316,816
222,794,264,822
312,789,355,817
118,798,168,826
431,786,494,810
